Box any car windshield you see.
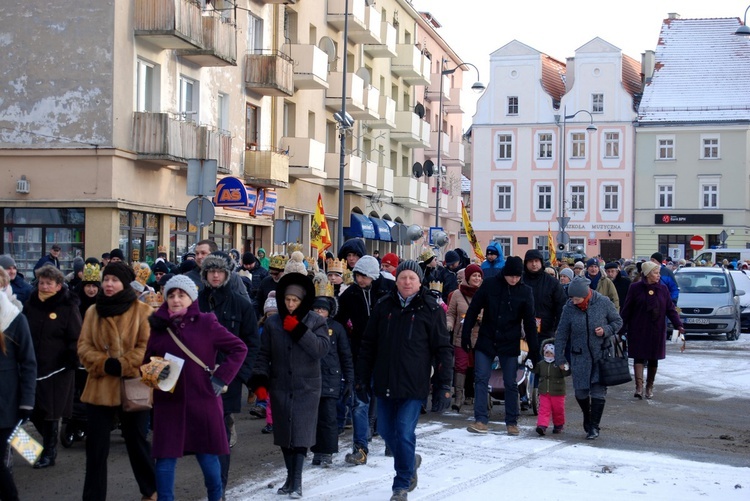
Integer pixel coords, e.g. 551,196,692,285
677,273,728,293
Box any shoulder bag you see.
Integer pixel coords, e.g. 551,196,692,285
598,338,632,386
167,328,227,393
109,319,153,412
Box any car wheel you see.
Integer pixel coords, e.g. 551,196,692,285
727,321,741,341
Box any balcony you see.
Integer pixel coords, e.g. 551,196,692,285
134,0,203,50
243,148,289,189
288,44,329,90
367,96,396,129
325,153,362,191
177,15,237,67
425,131,449,157
442,141,465,166
378,167,394,198
424,73,450,103
391,112,430,148
348,4,381,44
350,86,380,120
392,44,430,86
280,137,326,179
259,0,295,3
444,87,466,114
358,159,378,195
327,0,366,33
244,51,294,97
393,176,420,208
418,181,429,209
325,73,364,113
364,22,397,58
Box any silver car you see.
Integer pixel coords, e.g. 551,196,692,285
671,267,744,341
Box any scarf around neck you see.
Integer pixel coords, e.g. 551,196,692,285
96,288,138,318
459,283,479,298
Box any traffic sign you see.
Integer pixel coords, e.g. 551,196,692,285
557,231,570,245
186,197,215,227
557,216,570,231
689,235,705,251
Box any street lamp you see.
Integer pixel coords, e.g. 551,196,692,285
735,5,750,35
554,107,597,242
335,0,353,250
435,59,484,229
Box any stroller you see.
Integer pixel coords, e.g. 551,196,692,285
487,352,538,416
60,366,88,448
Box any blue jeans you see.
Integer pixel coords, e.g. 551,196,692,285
351,390,371,452
376,397,422,492
155,454,223,501
474,350,519,426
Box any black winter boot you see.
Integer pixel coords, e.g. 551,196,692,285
575,397,591,435
289,450,305,498
277,448,294,495
587,398,606,440
33,420,58,469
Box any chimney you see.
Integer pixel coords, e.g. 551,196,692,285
565,57,575,93
667,12,680,20
641,50,655,84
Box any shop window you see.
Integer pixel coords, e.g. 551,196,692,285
120,209,160,265
170,216,197,263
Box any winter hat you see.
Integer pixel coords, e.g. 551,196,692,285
152,261,169,274
163,274,198,302
73,257,85,274
444,250,460,266
559,268,574,281
486,246,499,256
574,261,585,269
312,296,334,313
178,259,197,274
641,261,660,277
353,255,381,280
464,263,483,281
524,249,544,264
603,262,619,270
242,251,256,266
337,238,367,260
102,262,135,288
502,256,524,277
567,276,591,298
109,248,125,261
381,252,399,269
201,254,232,287
586,258,599,268
284,251,307,275
396,260,424,282
0,255,16,270
263,292,278,315
284,284,307,300
651,252,664,263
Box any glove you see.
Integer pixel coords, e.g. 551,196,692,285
210,376,226,396
255,386,268,401
248,373,270,393
517,351,528,365
342,383,353,401
525,359,534,370
284,315,308,342
283,315,299,332
434,385,452,413
104,357,122,377
18,407,33,424
355,382,370,404
461,333,472,353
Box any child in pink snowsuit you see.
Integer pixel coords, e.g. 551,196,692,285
534,340,571,435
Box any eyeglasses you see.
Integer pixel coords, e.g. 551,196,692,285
154,272,165,277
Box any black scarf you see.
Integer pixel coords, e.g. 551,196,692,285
95,288,138,318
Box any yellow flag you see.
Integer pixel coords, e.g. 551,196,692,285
548,222,556,265
310,194,332,257
461,201,484,262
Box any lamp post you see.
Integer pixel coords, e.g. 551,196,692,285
435,59,484,228
335,0,353,250
736,5,750,35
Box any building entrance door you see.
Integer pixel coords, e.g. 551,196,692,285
600,239,622,263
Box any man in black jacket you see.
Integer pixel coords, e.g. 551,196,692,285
604,261,631,307
523,250,566,353
357,260,452,501
462,256,537,436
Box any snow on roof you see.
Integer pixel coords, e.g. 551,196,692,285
638,17,750,123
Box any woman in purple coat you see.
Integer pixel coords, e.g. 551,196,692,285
619,261,684,400
145,275,248,501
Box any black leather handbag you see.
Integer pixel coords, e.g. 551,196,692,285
598,339,632,386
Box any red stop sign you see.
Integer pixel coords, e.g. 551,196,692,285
690,235,705,251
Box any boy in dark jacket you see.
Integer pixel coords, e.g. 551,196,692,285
534,339,571,435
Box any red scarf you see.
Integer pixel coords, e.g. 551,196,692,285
459,284,478,298
575,290,592,311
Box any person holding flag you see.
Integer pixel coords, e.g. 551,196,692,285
311,194,332,258
461,201,484,262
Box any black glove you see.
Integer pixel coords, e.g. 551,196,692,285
434,385,452,413
461,333,472,352
355,382,370,404
248,373,270,393
342,383,353,401
210,376,226,396
104,357,122,377
18,408,33,424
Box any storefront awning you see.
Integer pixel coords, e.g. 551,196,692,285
369,217,392,242
344,213,376,239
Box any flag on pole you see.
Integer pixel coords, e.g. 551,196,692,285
548,222,556,265
310,194,332,257
461,201,485,262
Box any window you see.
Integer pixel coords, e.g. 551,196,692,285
569,237,585,255
217,93,229,132
497,185,512,211
592,93,604,113
657,184,674,209
604,132,619,158
536,185,552,211
507,97,518,115
179,76,198,121
570,185,586,211
136,59,156,112
497,134,513,160
701,137,719,159
571,133,586,158
538,133,553,159
603,185,619,211
120,210,160,265
246,104,259,149
534,236,550,253
247,13,263,54
169,216,197,263
658,138,674,159
701,183,718,209
209,221,235,251
492,237,512,258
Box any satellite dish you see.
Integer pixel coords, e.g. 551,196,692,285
412,162,423,178
318,36,337,63
407,225,424,242
433,230,449,247
423,159,435,177
355,67,371,88
414,102,425,119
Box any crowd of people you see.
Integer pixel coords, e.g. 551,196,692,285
3,239,741,501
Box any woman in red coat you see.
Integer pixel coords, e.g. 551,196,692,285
145,275,247,501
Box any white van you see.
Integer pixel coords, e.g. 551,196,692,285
693,248,750,265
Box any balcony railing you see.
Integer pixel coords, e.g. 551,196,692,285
243,148,289,188
280,137,327,179
134,0,203,49
444,87,466,114
417,181,429,208
391,112,429,148
325,153,362,191
288,44,329,90
364,21,397,58
245,51,294,97
349,4,381,44
442,141,465,166
367,96,396,129
259,0,295,3
357,159,378,195
425,73,450,103
327,0,367,33
392,45,430,86
425,131,449,157
350,86,380,120
378,166,394,197
178,15,237,67
325,73,364,113
393,176,420,208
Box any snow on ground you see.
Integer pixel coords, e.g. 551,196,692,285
227,338,750,500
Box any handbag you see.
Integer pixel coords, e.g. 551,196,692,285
598,339,632,386
167,328,227,393
121,377,153,412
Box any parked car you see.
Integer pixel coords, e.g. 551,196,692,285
728,270,750,332
671,267,744,341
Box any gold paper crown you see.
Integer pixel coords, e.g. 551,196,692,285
82,263,101,282
342,269,354,285
157,245,167,254
133,263,152,286
287,242,303,254
146,291,164,308
327,258,346,275
313,272,335,298
418,248,436,263
307,255,320,274
429,281,444,293
269,254,288,270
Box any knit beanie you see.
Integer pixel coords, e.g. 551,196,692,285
641,261,659,277
109,248,125,261
163,274,199,302
312,296,333,313
502,256,524,277
102,262,135,288
353,255,381,280
73,257,85,274
567,276,591,298
381,252,399,269
263,292,278,315
284,251,307,275
285,284,306,300
603,262,619,270
444,250,460,265
464,263,483,281
651,252,664,263
396,260,424,282
242,251,256,266
559,268,574,281
0,254,16,270
152,261,169,274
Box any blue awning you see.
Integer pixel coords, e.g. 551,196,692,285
369,217,392,242
344,213,376,239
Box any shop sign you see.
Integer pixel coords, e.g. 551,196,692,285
213,177,249,207
655,214,723,225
